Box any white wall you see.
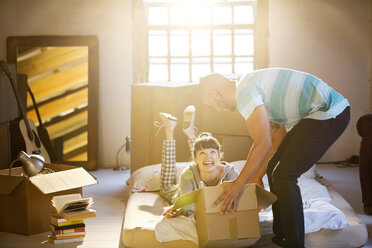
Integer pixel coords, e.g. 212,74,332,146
0,0,133,168
269,0,371,161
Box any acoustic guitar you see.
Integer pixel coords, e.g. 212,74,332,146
0,60,51,163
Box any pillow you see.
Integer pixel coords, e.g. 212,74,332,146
126,164,161,192
127,162,190,192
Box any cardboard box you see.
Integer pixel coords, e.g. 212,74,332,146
214,135,253,162
131,82,201,173
0,163,97,235
199,105,249,137
0,122,11,170
174,184,277,248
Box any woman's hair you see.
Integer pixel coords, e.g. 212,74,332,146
193,132,222,157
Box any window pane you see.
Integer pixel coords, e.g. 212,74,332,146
192,30,210,56
234,5,254,24
214,57,232,63
213,6,232,24
171,58,188,63
192,64,211,82
170,30,189,56
235,57,253,63
192,58,210,63
213,30,232,56
170,64,189,82
149,64,168,81
170,7,189,25
149,58,167,63
235,62,254,75
213,63,232,74
148,7,168,25
234,29,254,56
149,30,168,56
191,6,210,24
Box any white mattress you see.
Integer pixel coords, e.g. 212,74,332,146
121,177,368,248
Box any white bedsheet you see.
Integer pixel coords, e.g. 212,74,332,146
155,215,199,244
155,171,347,244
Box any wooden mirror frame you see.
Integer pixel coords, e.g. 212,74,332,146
7,35,99,170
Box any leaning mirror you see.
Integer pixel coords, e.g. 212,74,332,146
7,36,98,170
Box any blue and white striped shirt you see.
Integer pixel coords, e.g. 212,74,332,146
236,68,349,125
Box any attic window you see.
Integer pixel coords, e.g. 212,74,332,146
143,0,266,82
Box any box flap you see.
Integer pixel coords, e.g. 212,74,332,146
173,189,199,210
255,184,277,209
0,174,24,194
29,167,97,194
44,163,81,172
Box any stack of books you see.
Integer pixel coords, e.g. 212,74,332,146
49,216,86,244
48,193,97,245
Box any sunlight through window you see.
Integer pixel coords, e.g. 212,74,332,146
170,30,189,56
145,0,258,82
192,30,211,56
213,6,232,24
148,7,168,25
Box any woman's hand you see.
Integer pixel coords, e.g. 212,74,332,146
162,205,185,218
212,180,245,214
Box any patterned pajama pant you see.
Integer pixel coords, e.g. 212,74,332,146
160,138,196,203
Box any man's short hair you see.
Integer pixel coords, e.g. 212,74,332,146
199,73,229,94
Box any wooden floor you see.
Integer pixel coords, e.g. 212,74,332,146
316,163,372,247
0,168,131,248
0,165,371,248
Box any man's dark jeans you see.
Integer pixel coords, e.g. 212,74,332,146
267,106,350,248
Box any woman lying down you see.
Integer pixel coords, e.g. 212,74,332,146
157,105,247,218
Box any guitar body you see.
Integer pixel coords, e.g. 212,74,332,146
1,60,54,164
19,118,51,163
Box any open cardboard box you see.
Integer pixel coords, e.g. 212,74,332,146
0,163,97,235
174,184,277,248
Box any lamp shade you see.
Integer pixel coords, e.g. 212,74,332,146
18,151,45,177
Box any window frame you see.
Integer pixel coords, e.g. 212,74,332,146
142,0,268,82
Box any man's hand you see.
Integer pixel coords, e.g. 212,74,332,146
212,180,245,214
162,205,185,218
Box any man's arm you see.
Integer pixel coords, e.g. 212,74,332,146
213,105,272,213
249,122,286,186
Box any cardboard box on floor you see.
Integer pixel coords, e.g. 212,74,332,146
0,163,97,235
174,184,277,248
213,134,253,162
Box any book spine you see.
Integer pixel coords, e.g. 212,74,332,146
54,227,85,235
51,223,86,230
55,235,85,240
48,237,84,244
52,219,84,227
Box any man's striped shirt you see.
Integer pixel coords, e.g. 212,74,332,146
236,68,349,125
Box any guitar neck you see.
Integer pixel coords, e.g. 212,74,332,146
0,61,34,141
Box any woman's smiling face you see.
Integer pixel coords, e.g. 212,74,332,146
193,147,221,174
